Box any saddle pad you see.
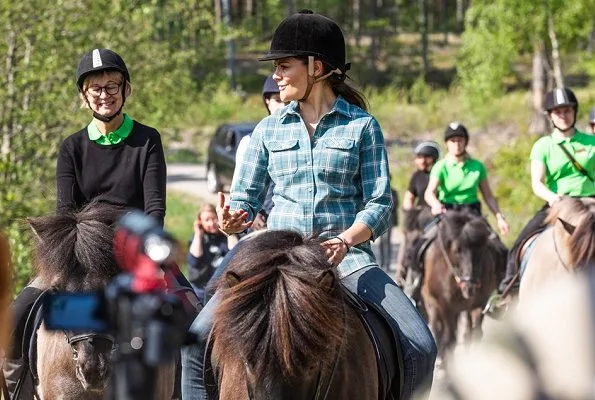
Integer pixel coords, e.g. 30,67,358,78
343,288,403,400
519,229,548,280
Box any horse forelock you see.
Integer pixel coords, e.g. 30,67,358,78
549,198,595,268
211,231,345,382
31,202,123,290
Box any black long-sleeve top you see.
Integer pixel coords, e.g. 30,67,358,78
56,121,167,225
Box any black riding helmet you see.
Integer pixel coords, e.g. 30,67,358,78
259,9,349,101
544,87,578,132
262,74,280,113
414,141,440,160
76,48,130,123
444,122,469,142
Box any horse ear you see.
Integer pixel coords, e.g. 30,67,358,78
558,217,576,235
317,270,335,292
26,217,43,242
225,271,241,288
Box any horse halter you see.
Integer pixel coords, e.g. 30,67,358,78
552,222,572,271
65,332,115,360
436,224,481,289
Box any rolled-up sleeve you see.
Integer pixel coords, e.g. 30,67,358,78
353,117,392,240
229,120,271,221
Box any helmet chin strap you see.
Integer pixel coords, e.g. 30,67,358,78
549,110,576,133
299,56,343,102
84,84,127,123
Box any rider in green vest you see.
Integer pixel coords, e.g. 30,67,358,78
404,122,509,303
487,87,595,315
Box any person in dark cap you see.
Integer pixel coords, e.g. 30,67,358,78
1,49,169,400
403,122,509,308
395,141,440,286
425,122,508,228
487,87,595,315
182,9,437,400
56,48,167,226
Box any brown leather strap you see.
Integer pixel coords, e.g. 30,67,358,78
557,142,594,182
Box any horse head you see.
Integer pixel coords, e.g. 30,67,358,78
547,197,595,270
68,333,114,392
439,211,491,300
211,231,348,399
29,202,123,396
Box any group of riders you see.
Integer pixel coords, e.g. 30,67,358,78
396,86,595,316
3,7,595,400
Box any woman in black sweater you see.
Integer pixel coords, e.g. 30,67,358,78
57,48,166,225
2,49,168,399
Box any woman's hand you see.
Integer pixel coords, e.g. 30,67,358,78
321,237,350,266
216,192,252,235
548,194,563,207
431,203,445,216
496,213,509,236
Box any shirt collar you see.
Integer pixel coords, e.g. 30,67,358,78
444,154,470,166
279,96,353,121
551,129,585,144
87,113,133,142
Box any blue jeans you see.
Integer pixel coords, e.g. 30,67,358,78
181,265,436,400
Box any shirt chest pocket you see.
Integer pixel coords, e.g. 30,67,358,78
319,138,358,175
268,139,299,177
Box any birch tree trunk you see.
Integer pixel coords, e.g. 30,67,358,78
529,40,549,135
420,0,429,77
548,15,564,88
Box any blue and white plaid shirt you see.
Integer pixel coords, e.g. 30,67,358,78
230,96,392,277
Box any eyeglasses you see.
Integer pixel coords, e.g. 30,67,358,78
86,82,122,98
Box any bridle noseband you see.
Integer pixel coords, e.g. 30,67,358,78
436,221,482,289
65,332,115,360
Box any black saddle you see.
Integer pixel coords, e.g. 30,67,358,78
343,288,404,400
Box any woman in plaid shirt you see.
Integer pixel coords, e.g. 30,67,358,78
182,10,437,400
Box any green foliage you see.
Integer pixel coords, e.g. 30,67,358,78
0,0,219,291
490,134,543,245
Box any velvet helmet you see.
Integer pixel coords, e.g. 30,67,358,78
259,9,350,101
76,48,130,122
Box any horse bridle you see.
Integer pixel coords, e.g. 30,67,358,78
64,332,115,360
552,223,572,271
242,302,347,400
436,223,481,288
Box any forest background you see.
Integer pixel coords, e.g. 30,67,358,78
3,0,595,291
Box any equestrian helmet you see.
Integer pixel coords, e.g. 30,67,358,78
262,74,279,98
544,87,578,112
444,122,469,142
259,9,347,74
414,141,441,160
76,48,130,91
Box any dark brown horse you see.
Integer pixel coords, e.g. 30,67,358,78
421,210,501,359
520,197,595,306
210,230,379,400
31,203,175,399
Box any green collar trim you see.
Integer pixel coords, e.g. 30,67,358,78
87,114,133,145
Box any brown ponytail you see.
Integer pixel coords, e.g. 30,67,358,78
329,78,368,111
